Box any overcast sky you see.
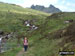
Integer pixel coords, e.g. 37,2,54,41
0,0,75,12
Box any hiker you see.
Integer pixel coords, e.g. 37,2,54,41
23,37,28,52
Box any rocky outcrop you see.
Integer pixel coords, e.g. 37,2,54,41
31,4,61,13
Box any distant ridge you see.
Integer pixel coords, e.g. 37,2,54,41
31,4,62,13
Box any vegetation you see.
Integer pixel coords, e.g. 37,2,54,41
0,47,22,56
0,2,50,34
26,12,75,56
0,2,75,56
0,2,50,56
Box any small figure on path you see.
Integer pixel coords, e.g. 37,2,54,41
23,37,28,52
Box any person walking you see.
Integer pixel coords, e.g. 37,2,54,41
23,37,28,52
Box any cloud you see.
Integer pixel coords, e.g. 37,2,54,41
19,0,59,7
66,2,75,7
55,4,75,12
62,0,66,4
55,5,67,11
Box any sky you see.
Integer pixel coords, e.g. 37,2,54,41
0,0,75,12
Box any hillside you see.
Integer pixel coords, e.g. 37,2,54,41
31,4,61,13
0,2,50,16
0,2,50,56
0,2,50,33
25,12,75,56
0,2,75,56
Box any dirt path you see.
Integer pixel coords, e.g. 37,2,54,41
16,47,33,56
16,48,25,56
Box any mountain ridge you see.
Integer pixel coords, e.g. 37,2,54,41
31,4,62,13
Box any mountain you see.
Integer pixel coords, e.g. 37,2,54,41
31,4,62,13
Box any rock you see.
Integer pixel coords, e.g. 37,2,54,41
64,19,74,24
26,24,30,26
34,27,38,30
0,31,4,35
64,21,69,24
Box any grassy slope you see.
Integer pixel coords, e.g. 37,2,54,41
0,2,50,56
26,12,75,56
0,2,50,34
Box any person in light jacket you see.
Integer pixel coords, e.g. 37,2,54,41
23,37,28,52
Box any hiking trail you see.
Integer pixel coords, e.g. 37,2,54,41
16,47,34,56
16,48,25,56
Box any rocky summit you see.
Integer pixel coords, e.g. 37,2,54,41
31,4,62,13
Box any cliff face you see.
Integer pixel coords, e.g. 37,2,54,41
31,4,62,13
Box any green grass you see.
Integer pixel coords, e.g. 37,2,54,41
26,12,75,56
0,2,50,56
0,2,50,35
0,47,22,56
